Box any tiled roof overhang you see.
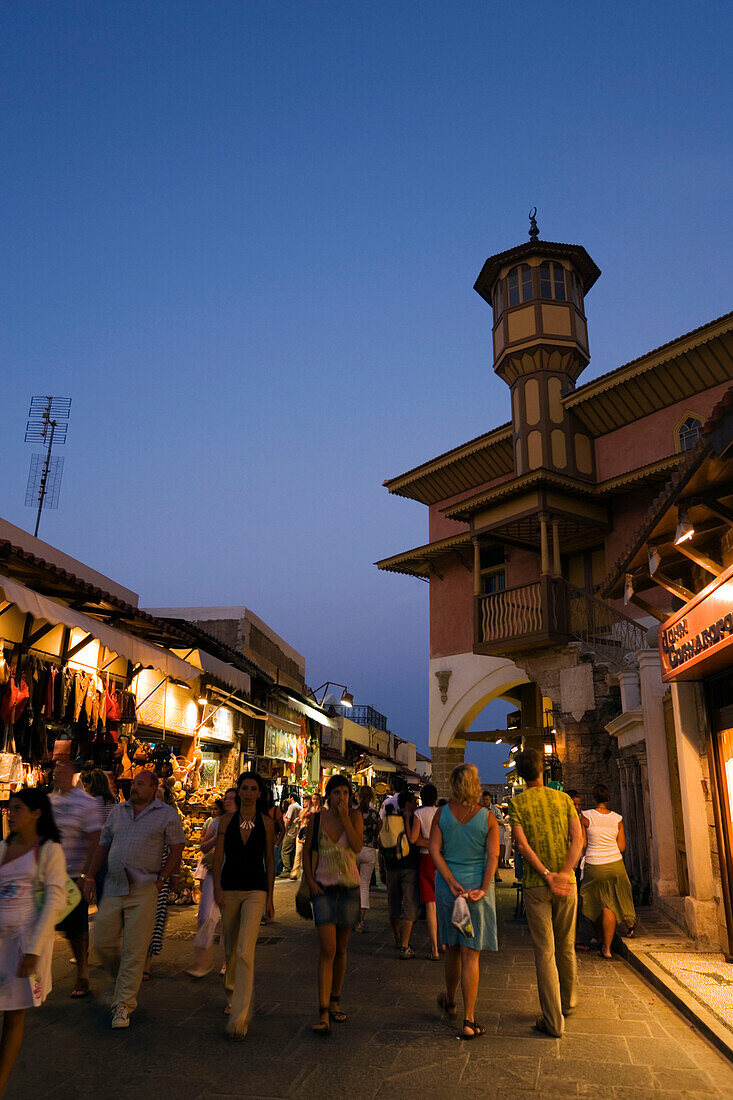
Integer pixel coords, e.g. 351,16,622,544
601,387,733,598
0,539,271,685
567,312,733,435
375,533,471,579
383,424,513,506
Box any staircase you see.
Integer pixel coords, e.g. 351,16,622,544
564,582,648,670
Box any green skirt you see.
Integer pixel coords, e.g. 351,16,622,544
580,859,636,927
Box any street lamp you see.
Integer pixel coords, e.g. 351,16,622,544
309,682,354,708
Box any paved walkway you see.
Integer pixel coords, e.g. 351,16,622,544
7,872,733,1099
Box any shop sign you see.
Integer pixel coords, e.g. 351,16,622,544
200,705,234,744
264,723,299,763
660,563,733,682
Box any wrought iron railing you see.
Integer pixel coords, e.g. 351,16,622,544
327,704,388,731
564,582,647,667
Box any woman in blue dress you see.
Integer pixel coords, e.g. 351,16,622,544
429,763,499,1039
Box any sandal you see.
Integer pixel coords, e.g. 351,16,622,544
437,993,458,1020
460,1019,486,1040
312,1006,331,1036
70,979,90,998
428,951,440,961
329,994,347,1023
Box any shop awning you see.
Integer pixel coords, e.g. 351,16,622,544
358,754,396,773
0,573,200,683
172,648,251,697
276,687,338,728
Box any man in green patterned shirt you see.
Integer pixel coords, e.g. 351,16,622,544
507,748,583,1038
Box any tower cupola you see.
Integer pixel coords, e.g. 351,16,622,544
475,215,601,480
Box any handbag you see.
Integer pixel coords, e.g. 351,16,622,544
295,812,320,920
32,843,83,925
0,751,23,785
451,894,475,938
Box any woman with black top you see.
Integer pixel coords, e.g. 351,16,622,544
213,771,275,1039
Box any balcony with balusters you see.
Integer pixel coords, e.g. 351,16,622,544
474,575,647,663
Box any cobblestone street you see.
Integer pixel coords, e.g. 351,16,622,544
7,873,733,1100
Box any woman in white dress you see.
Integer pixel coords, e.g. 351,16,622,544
0,787,68,1095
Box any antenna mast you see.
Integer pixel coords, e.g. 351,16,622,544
24,396,72,537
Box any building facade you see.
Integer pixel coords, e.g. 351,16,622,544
377,222,733,919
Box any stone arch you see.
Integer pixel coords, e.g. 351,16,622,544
429,652,529,750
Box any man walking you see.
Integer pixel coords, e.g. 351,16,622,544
89,770,185,1029
279,794,301,876
49,759,102,998
507,749,583,1038
381,790,421,958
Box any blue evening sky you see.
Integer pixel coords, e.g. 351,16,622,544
1,2,731,780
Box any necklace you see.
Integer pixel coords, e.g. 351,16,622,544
239,815,256,832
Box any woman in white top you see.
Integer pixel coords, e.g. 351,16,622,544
415,784,440,961
580,784,636,959
0,788,68,1095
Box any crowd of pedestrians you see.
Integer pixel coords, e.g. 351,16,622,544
0,753,638,1091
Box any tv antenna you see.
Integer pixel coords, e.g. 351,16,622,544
24,396,72,537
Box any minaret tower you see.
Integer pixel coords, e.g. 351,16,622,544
474,212,601,480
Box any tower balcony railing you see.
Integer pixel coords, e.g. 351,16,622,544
474,576,647,662
474,575,567,656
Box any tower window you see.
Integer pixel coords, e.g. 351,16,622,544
508,264,533,307
570,271,582,308
677,416,703,452
540,261,568,301
493,280,505,318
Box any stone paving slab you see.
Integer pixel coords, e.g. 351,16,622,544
5,872,733,1099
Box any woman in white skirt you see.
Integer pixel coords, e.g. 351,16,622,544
187,788,237,977
0,788,68,1094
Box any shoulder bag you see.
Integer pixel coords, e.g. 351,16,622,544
32,843,82,925
295,812,320,920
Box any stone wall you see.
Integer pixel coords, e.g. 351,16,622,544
431,743,465,798
518,645,622,807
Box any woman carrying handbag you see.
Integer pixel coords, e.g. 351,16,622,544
0,788,68,1095
302,773,362,1036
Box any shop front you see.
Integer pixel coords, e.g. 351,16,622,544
257,712,308,803
0,570,198,802
660,563,733,957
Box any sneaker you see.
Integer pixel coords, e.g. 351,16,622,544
111,1005,130,1029
399,945,414,960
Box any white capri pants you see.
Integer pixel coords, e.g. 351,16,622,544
356,846,378,909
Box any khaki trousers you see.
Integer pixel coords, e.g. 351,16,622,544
222,889,267,1037
523,884,578,1037
93,882,158,1012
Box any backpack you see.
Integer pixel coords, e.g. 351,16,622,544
379,813,410,860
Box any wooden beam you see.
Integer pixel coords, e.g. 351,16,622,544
65,632,95,661
24,622,58,649
675,544,723,578
650,570,695,603
629,594,670,623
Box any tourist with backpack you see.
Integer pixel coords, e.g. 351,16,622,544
379,790,420,958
